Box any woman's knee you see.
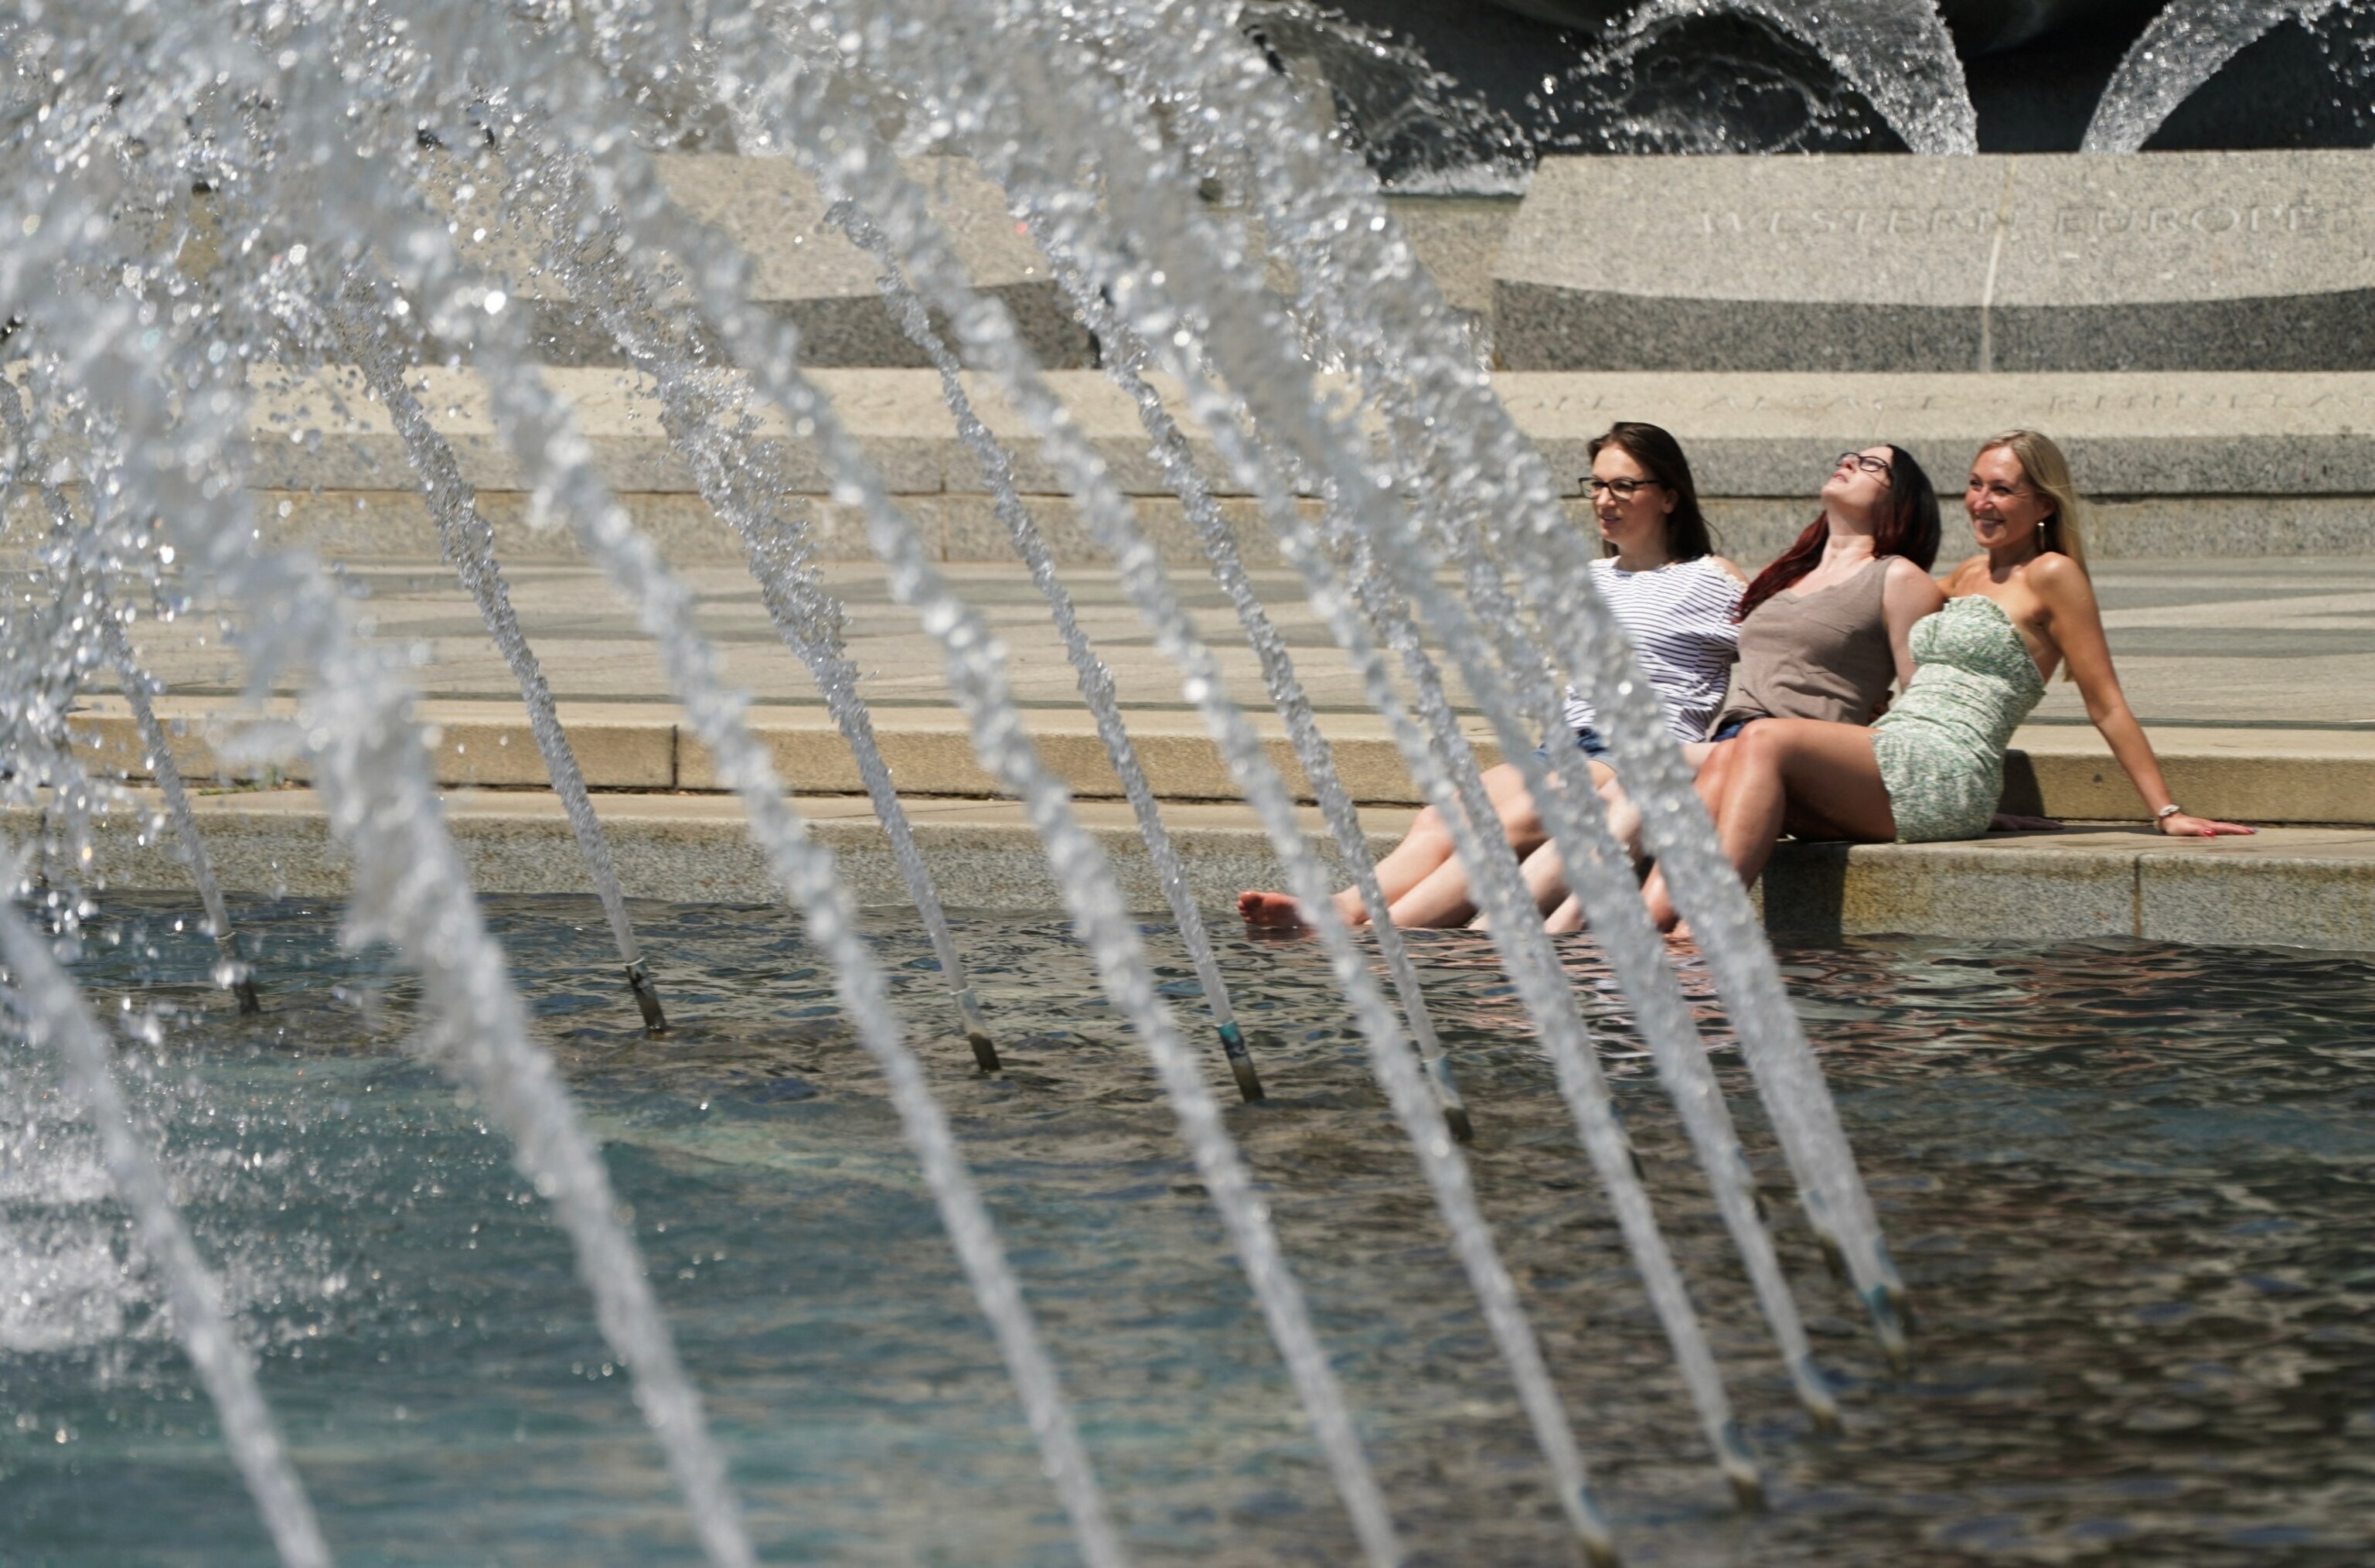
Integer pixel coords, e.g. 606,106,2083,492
1736,720,1796,770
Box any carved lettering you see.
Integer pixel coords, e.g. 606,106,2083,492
1692,202,2359,240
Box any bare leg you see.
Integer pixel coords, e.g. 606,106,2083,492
1474,836,1578,932
1336,802,1457,923
1242,759,1545,929
1384,758,1610,929
1641,719,1896,932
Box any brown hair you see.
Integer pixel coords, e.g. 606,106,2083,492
1588,421,1714,562
1976,428,2090,576
1736,445,1942,622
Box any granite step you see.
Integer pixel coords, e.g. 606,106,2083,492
66,695,2375,827
22,788,2375,955
17,366,2356,570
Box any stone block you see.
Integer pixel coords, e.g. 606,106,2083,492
67,700,677,791
1496,152,2375,373
2138,840,2375,949
929,492,1290,569
2002,728,2375,826
1759,837,2140,939
1384,194,1520,360
519,155,1092,369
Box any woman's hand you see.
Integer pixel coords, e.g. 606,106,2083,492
2155,812,2254,838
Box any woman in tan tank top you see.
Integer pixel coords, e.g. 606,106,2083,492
1537,445,1946,929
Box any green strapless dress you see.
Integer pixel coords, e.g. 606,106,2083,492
1870,595,2046,843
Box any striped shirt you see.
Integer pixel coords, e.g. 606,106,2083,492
1562,555,1744,742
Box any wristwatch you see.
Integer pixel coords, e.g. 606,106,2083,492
2153,803,2184,820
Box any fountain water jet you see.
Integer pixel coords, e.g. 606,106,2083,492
317,288,668,1033
0,874,331,1568
1609,0,1978,155
1063,0,1910,1359
517,166,1003,1071
748,7,1772,1512
0,0,1961,1559
200,43,1121,1553
1032,227,1473,1139
2083,0,2353,153
0,380,259,1014
831,200,1263,1102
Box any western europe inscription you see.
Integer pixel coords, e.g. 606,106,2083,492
1494,152,2375,373
1689,203,2354,238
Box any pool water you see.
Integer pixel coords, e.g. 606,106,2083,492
3,896,2370,1566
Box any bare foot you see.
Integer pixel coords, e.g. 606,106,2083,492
1237,890,1310,930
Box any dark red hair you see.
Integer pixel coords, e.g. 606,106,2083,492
1735,445,1942,622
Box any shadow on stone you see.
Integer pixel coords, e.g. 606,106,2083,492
1759,841,1851,940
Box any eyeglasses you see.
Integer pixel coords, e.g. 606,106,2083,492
1583,476,1662,499
1834,452,1893,478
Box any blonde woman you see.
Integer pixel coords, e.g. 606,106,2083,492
1642,428,2251,933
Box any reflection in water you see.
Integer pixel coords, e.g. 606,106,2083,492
5,896,2371,1565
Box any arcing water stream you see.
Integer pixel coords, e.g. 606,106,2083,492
4,2,2319,1563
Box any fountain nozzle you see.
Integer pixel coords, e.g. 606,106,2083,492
625,963,667,1035
1215,1021,1265,1103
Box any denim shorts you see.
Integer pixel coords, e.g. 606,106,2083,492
1535,726,1614,763
1707,714,1764,744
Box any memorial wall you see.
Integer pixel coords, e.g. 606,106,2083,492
1493,152,2375,373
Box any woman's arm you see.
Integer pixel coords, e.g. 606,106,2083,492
2033,556,2253,837
1881,558,1947,694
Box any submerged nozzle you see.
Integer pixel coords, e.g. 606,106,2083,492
956,990,1000,1072
1867,1283,1914,1375
1426,1055,1474,1143
624,963,667,1034
1813,1225,1849,1282
1215,1020,1264,1103
1574,1495,1622,1568
1719,1420,1767,1511
1796,1354,1843,1434
215,936,260,1015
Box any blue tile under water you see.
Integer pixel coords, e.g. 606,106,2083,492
3,897,2370,1566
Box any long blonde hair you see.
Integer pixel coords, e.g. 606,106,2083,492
1978,428,2090,577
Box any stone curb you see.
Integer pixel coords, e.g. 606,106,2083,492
66,698,2375,825
1760,829,2375,951
12,366,2358,568
19,793,2375,954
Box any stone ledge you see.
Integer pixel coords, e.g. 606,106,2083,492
64,698,2375,824
21,793,2375,953
10,790,1402,916
9,368,2349,569
230,366,2375,499
1760,827,2375,951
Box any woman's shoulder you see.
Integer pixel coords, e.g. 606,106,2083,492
1704,554,1750,586
1936,553,1988,591
2022,550,2087,588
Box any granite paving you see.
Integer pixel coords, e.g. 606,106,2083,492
94,554,2375,730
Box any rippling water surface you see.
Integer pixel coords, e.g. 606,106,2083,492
4,896,2370,1566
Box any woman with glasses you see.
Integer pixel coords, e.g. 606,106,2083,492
1534,443,1947,928
1640,428,2251,935
1239,420,1745,931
